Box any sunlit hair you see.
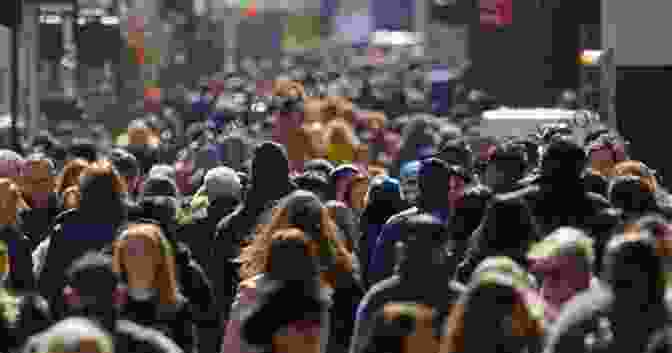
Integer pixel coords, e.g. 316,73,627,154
62,185,81,210
127,120,160,147
112,223,178,306
0,178,28,225
272,79,305,99
440,280,545,353
324,96,355,123
238,193,354,288
79,160,127,195
325,120,357,152
612,160,658,193
55,159,89,195
344,174,370,209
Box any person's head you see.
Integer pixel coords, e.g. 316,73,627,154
622,214,672,287
266,228,320,282
112,223,178,306
345,174,369,212
540,136,587,183
586,134,627,177
608,175,659,217
238,190,352,288
441,271,545,353
147,164,176,181
303,159,334,181
399,161,421,206
418,158,452,210
476,196,542,266
363,303,442,353
139,176,179,199
330,164,360,202
527,227,595,311
78,161,127,221
435,137,474,172
198,166,242,202
66,139,98,163
396,214,457,277
20,156,56,208
0,178,28,225
251,142,290,186
612,160,658,193
0,149,24,182
127,119,159,147
23,317,113,353
483,142,528,190
105,148,139,193
602,231,666,304
55,159,89,195
293,172,330,202
64,252,122,320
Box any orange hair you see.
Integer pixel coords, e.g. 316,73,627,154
272,79,306,99
112,223,179,306
440,286,544,353
0,178,28,225
612,160,658,193
20,158,54,200
238,200,354,289
55,159,89,194
62,185,81,210
382,303,441,353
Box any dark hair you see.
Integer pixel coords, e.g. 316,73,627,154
293,172,330,200
107,148,139,178
66,252,118,294
609,175,658,215
67,139,98,163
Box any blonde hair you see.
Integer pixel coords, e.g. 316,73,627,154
112,223,178,306
238,199,353,289
440,283,544,353
612,160,658,193
55,159,89,194
0,178,28,225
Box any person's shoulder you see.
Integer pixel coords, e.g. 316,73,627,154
549,286,612,340
116,319,185,353
585,191,611,208
385,207,419,225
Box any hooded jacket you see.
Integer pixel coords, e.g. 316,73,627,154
367,159,453,286
358,176,406,286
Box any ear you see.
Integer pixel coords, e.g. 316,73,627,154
63,285,81,307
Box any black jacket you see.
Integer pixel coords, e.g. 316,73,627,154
0,225,36,292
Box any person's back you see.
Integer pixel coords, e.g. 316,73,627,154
351,214,464,353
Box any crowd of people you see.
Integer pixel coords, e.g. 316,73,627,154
0,61,670,353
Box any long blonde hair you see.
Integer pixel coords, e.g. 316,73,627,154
238,193,354,289
55,159,89,194
112,223,179,306
0,178,28,225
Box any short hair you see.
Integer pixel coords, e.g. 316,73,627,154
66,252,118,294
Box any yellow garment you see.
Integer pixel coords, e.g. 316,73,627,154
177,191,210,225
327,143,355,166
